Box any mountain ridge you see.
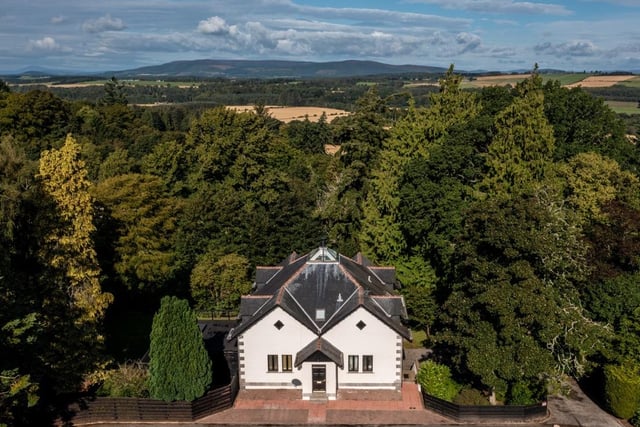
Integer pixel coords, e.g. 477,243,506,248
107,59,449,79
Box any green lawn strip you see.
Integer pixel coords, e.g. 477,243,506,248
606,100,640,115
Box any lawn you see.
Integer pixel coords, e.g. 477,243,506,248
404,329,428,348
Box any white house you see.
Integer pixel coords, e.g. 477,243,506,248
227,247,411,400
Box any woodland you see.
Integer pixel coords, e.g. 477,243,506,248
2,68,640,424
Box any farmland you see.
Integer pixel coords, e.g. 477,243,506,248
605,100,640,115
227,105,350,123
565,75,637,88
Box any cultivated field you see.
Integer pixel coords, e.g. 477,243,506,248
605,100,640,115
227,105,350,123
461,73,638,89
565,75,637,88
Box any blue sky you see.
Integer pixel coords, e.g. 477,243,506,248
1,0,639,73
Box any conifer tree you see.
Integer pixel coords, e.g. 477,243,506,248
149,296,212,401
481,70,555,197
359,65,479,262
38,134,112,322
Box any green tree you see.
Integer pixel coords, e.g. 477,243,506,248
0,91,71,159
190,252,251,314
92,174,182,292
359,65,479,263
0,315,39,426
321,86,388,254
543,81,634,171
97,148,134,181
604,361,640,419
37,134,112,322
481,74,555,197
179,106,320,267
396,256,437,337
416,360,461,402
99,76,128,106
437,194,606,397
149,296,212,401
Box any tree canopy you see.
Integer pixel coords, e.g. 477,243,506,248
148,296,212,401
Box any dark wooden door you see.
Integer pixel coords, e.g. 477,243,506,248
312,365,326,392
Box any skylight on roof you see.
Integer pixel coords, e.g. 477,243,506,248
309,246,337,262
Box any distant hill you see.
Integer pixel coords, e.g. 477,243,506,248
107,59,448,79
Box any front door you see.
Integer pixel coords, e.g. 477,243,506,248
312,365,326,392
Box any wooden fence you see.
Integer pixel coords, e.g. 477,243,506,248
70,375,239,424
422,392,548,422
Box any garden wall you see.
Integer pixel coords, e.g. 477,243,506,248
69,375,239,424
422,392,548,422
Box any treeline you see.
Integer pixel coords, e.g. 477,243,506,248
9,75,439,109
2,69,640,424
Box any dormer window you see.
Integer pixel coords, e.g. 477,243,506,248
309,247,338,262
316,309,326,322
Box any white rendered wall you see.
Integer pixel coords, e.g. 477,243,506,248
238,307,316,389
323,307,402,390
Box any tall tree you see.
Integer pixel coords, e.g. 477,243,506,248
320,86,388,255
481,72,555,197
37,134,112,322
92,173,182,293
99,76,128,106
148,296,211,401
437,193,606,400
359,65,480,263
179,106,320,267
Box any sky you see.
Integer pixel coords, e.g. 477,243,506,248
1,0,639,74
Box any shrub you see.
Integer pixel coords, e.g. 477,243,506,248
149,296,212,401
604,361,640,419
416,360,462,402
506,380,541,405
453,388,490,406
97,363,149,398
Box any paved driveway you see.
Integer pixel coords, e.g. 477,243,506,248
545,379,624,427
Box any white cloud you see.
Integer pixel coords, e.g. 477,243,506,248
197,16,229,35
407,0,571,15
50,15,65,24
83,14,125,33
534,40,598,57
27,36,69,52
456,32,482,53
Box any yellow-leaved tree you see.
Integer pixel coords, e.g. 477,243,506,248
38,135,113,322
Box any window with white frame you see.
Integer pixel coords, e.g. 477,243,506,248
267,354,278,372
282,354,293,372
362,355,373,372
348,355,359,372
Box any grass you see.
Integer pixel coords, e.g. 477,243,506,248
617,76,640,88
542,73,589,85
404,329,428,349
606,100,640,115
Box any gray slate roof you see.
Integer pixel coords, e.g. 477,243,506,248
228,247,410,340
295,337,344,368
